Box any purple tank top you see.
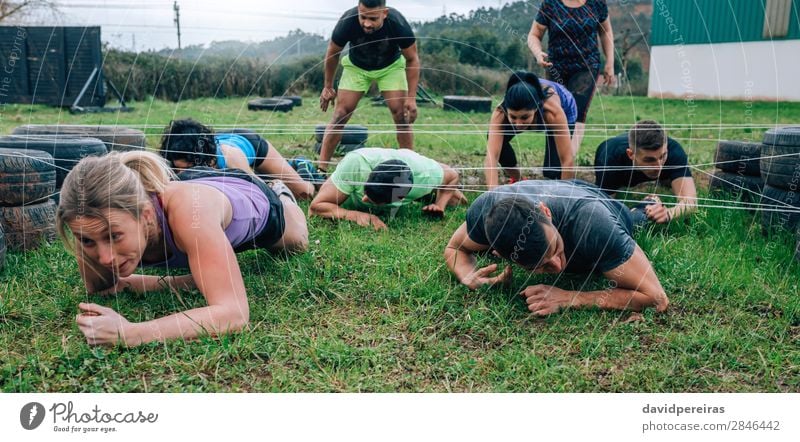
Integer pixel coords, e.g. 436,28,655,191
144,177,270,269
540,79,577,125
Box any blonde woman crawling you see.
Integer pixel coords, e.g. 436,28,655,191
56,151,308,346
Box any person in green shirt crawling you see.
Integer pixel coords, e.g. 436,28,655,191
309,148,467,230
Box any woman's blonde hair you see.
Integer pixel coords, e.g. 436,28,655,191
56,151,176,254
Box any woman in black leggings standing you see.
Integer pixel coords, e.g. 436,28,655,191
528,0,615,158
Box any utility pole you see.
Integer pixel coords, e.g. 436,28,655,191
173,1,182,50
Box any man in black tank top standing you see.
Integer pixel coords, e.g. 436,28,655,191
318,0,420,172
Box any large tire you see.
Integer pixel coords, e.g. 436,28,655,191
763,126,800,147
760,143,800,190
714,141,761,176
279,95,302,106
313,142,366,156
0,200,57,252
12,125,146,152
314,124,368,145
760,184,800,233
708,171,763,202
247,98,294,112
0,137,107,189
443,96,493,113
0,148,57,206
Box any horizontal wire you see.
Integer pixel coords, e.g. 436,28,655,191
3,139,799,213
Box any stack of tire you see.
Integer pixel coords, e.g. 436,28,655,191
759,127,800,234
443,96,493,113
313,124,368,156
12,125,146,152
247,97,296,112
0,147,59,256
0,136,107,200
709,140,763,203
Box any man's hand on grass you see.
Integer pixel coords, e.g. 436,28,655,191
349,211,388,231
422,203,444,218
520,284,573,316
462,263,512,291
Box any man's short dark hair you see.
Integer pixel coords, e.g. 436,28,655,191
160,119,217,167
364,160,413,205
484,197,552,267
628,120,667,152
359,0,387,8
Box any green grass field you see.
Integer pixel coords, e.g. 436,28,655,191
1,94,798,392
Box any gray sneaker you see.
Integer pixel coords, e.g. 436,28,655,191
268,179,297,204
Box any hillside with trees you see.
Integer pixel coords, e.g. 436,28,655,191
104,1,654,99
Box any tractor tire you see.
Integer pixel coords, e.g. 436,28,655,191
760,184,800,233
714,140,761,176
314,124,368,145
247,98,294,112
760,143,800,190
12,124,146,152
0,199,57,252
0,148,56,206
443,96,493,113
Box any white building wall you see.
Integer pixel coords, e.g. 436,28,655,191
648,40,800,101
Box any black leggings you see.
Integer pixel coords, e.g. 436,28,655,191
548,68,598,124
498,125,576,180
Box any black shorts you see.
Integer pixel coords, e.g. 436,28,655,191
220,128,270,168
177,166,285,251
241,182,285,251
498,124,576,180
548,68,599,124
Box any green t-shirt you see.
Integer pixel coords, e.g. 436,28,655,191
331,148,445,208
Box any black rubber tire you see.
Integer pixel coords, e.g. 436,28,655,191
0,199,57,252
279,95,302,106
371,96,434,106
0,148,57,206
714,141,762,176
708,171,763,202
0,136,108,189
760,184,800,233
314,124,368,145
0,223,5,272
247,98,294,112
760,143,800,190
763,126,800,147
12,125,146,152
313,142,366,156
443,95,493,113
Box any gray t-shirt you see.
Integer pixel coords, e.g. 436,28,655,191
465,180,636,274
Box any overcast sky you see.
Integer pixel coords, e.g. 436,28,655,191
43,0,510,51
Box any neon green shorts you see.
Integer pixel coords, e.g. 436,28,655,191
338,55,408,93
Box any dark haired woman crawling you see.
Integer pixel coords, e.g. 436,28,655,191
160,119,315,200
485,71,578,186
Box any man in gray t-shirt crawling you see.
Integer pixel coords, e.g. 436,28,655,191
444,180,669,316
